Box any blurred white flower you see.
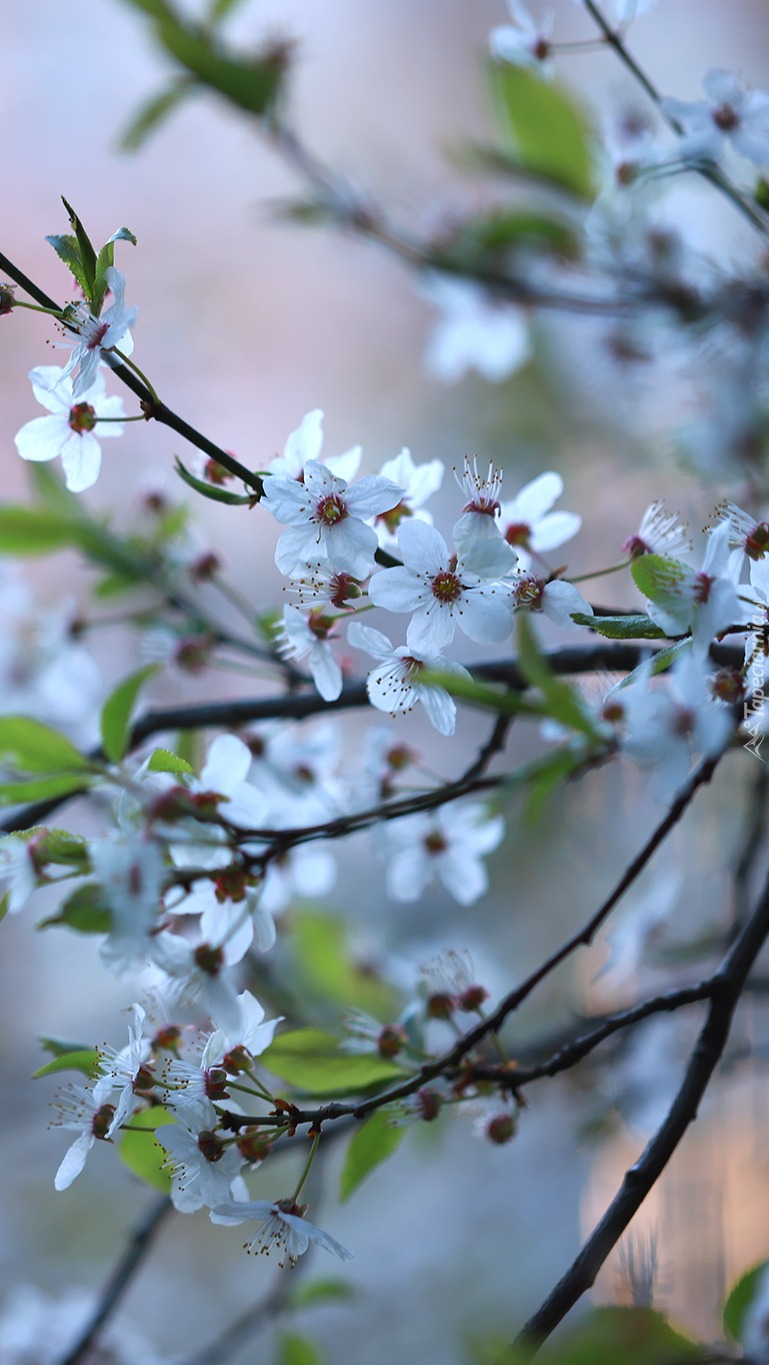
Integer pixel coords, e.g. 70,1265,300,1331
14,365,125,492
421,274,530,384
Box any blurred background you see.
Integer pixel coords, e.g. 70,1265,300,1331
3,2,769,1361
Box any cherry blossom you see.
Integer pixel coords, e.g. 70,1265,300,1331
640,520,745,647
508,573,593,629
421,274,531,384
0,836,38,914
91,833,166,979
211,1198,353,1266
453,457,507,550
94,1003,153,1138
370,447,445,549
14,365,126,492
489,2,555,76
276,605,343,701
662,69,769,167
50,1080,117,1191
347,621,471,735
368,520,514,653
266,408,362,483
156,1117,246,1214
198,734,268,828
59,267,138,397
496,472,581,570
620,652,734,799
622,502,691,560
383,802,505,905
263,460,403,578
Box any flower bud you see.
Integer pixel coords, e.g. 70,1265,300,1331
0,283,16,315
457,985,489,1013
205,458,232,485
189,552,223,582
486,1112,516,1145
194,943,224,977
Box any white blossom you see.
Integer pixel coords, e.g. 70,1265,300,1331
497,472,581,571
368,520,514,653
276,605,343,701
489,2,555,76
198,733,268,828
14,365,125,492
156,1117,246,1214
266,409,362,483
421,274,531,384
0,836,37,914
641,520,745,647
622,502,691,560
347,621,471,735
59,267,138,397
384,802,505,905
211,1198,353,1266
370,447,445,549
263,460,403,578
662,69,769,167
509,574,593,629
50,1080,116,1190
621,652,734,800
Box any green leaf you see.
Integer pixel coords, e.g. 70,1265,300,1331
0,507,79,555
517,614,600,738
26,463,84,515
119,1106,175,1193
175,458,255,505
276,1334,321,1365
608,638,692,694
340,1111,405,1202
119,81,195,152
524,747,582,825
44,234,90,296
38,1036,92,1058
101,664,161,763
94,571,145,598
291,911,397,1019
208,0,247,22
420,671,537,718
261,1029,407,1096
0,774,88,808
40,883,111,934
446,210,579,263
571,613,668,640
0,717,89,774
147,748,194,775
34,828,89,866
157,22,283,117
106,227,138,247
631,554,687,606
116,0,176,18
536,1306,700,1364
488,63,594,199
288,1278,357,1309
32,1048,98,1079
724,1258,769,1344
61,198,98,300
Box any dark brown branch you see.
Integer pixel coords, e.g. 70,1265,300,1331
510,862,769,1358
733,764,769,930
0,251,262,493
58,1195,172,1365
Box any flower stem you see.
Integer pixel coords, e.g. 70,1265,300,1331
112,348,160,404
292,1132,320,1202
566,560,631,584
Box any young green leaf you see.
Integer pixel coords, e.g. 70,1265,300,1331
32,1049,99,1080
156,22,284,117
607,638,692,694
44,234,90,296
724,1258,769,1344
291,911,398,1019
61,198,98,300
261,1029,406,1095
517,614,600,739
175,457,257,504
121,81,196,152
288,1278,357,1309
340,1111,405,1202
571,613,668,640
0,507,79,555
40,883,111,934
630,554,687,606
100,664,161,763
524,747,582,825
147,748,194,775
0,775,89,808
38,1037,93,1059
118,1107,175,1193
488,63,595,199
276,1334,321,1365
0,717,89,773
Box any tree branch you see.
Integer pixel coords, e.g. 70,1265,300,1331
58,1195,173,1365
509,860,769,1358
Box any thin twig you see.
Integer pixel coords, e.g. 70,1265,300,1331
509,861,769,1358
733,764,769,930
58,1195,173,1365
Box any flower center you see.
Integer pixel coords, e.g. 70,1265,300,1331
197,1130,226,1162
533,37,550,61
91,1103,116,1140
194,943,224,976
693,572,713,604
512,575,544,609
504,521,531,548
713,102,739,131
85,320,110,352
463,496,500,517
377,500,412,534
746,523,769,560
430,570,463,604
424,831,448,854
314,493,348,527
672,706,696,739
68,402,97,434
